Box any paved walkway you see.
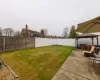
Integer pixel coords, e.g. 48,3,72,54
51,50,100,80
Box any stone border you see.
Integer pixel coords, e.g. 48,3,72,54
0,59,20,80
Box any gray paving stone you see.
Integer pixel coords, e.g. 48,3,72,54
51,50,100,80
52,69,89,80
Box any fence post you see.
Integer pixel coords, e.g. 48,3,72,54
34,37,35,48
3,37,6,52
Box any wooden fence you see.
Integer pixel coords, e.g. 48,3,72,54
0,37,35,52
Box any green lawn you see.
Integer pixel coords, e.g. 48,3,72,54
0,46,74,80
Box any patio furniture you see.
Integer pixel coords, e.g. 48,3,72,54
80,44,86,50
89,50,100,70
94,58,100,72
83,46,95,57
86,45,91,51
77,44,81,49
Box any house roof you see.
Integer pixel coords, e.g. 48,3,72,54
22,29,41,34
28,30,41,34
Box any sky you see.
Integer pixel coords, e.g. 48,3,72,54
0,0,100,36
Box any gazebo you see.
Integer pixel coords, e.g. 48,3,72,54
76,34,99,47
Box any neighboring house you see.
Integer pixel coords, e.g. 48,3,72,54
21,29,43,37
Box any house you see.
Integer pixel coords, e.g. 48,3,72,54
21,29,43,37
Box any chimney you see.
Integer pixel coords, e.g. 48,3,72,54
25,24,28,37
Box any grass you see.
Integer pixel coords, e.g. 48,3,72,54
0,46,74,80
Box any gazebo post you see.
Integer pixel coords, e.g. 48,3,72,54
76,38,78,48
92,37,93,45
97,36,98,46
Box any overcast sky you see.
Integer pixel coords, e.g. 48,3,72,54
0,0,100,36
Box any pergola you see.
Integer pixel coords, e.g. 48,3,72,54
76,34,99,47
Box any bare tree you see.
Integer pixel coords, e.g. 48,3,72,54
14,31,21,37
62,27,68,38
3,28,14,36
43,28,48,36
21,28,25,37
0,27,3,36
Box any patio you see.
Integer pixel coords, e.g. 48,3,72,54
52,49,100,80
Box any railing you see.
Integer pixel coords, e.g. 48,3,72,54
0,59,20,80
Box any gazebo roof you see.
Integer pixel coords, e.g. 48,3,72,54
76,34,99,38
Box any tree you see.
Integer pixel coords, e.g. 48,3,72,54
40,28,48,37
40,29,44,35
21,28,25,37
62,27,68,38
69,26,78,38
0,27,3,36
40,29,45,37
3,28,14,36
43,28,48,36
14,31,21,37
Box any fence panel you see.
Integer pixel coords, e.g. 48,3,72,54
57,39,75,46
0,37,35,52
26,38,35,48
35,38,57,47
0,37,3,52
5,37,12,51
35,37,75,47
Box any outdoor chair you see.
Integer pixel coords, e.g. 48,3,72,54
86,45,91,51
83,46,95,57
89,50,100,72
94,58,100,72
89,50,99,64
